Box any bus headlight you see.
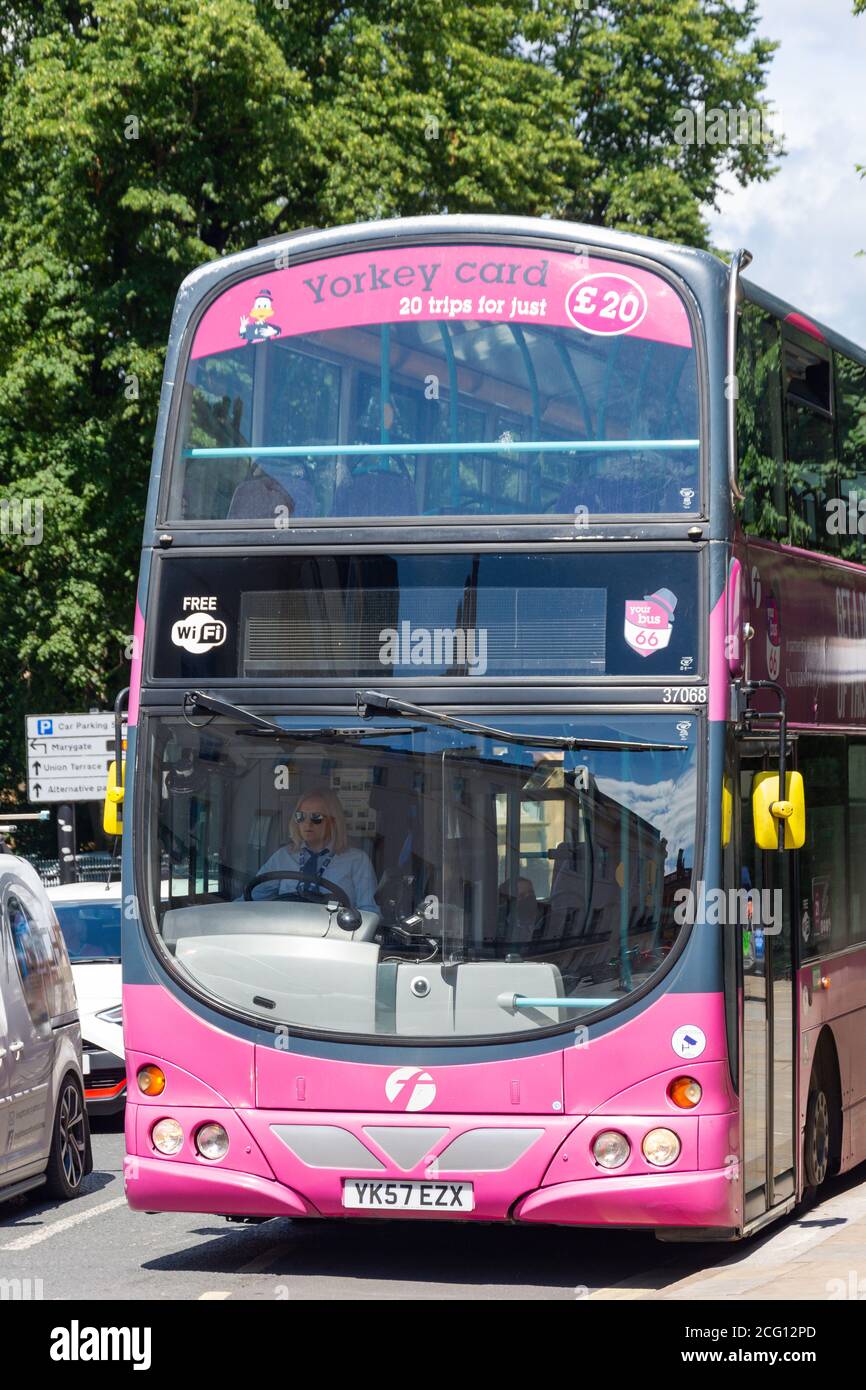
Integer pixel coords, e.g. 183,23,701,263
642,1128,681,1166
151,1118,183,1155
195,1123,229,1160
592,1130,630,1169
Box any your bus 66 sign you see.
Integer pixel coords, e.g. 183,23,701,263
26,713,126,804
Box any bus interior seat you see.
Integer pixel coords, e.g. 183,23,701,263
553,476,616,515
227,469,297,520
333,464,417,518
539,864,590,945
273,466,318,517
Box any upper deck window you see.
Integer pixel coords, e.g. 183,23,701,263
169,244,699,523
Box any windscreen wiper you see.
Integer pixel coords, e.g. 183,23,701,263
183,690,421,743
355,690,684,753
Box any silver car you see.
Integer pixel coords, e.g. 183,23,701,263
0,855,92,1203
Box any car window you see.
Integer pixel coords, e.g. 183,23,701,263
5,890,51,1026
54,902,122,961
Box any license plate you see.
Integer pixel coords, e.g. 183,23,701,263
342,1179,474,1212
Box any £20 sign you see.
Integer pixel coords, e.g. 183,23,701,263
566,272,649,337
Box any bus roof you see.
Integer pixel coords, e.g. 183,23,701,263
171,213,729,320
172,212,865,366
742,275,866,367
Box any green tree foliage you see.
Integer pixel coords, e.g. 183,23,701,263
736,302,788,543
0,0,778,796
548,0,779,244
0,0,312,796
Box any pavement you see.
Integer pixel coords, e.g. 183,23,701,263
588,1166,866,1301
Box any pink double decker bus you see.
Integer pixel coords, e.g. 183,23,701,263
118,216,866,1240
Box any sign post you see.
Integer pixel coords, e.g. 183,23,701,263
25,714,127,880
56,803,76,885
26,714,126,804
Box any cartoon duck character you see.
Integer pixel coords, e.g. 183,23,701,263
239,289,282,344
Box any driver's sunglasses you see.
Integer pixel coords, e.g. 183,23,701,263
294,811,328,825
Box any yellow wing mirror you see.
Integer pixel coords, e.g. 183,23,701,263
103,757,125,836
752,770,805,850
104,685,130,836
722,775,733,847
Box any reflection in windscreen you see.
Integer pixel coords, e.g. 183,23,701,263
147,716,697,1038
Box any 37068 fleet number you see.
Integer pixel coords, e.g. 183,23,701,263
662,687,708,704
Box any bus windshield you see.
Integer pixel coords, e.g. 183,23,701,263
144,713,699,1039
171,244,699,522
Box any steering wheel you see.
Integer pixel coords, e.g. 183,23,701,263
242,869,351,907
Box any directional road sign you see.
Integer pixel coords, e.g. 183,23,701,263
26,713,127,804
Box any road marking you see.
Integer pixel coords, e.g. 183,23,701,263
0,1195,127,1251
198,1291,232,1300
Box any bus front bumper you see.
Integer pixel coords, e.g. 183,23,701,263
123,1154,736,1232
124,1156,316,1219
513,1168,737,1229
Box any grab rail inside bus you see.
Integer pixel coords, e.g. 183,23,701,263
727,247,753,502
498,994,618,1010
183,439,700,459
509,324,541,509
437,322,460,506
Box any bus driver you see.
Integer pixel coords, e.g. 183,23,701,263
250,788,379,913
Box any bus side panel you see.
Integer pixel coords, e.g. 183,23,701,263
799,945,866,1173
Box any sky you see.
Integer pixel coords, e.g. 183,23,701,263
706,0,866,347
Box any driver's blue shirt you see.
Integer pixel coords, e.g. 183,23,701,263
250,844,379,913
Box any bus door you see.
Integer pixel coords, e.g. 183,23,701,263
738,748,796,1222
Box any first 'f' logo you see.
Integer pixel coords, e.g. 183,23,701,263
385,1067,437,1112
